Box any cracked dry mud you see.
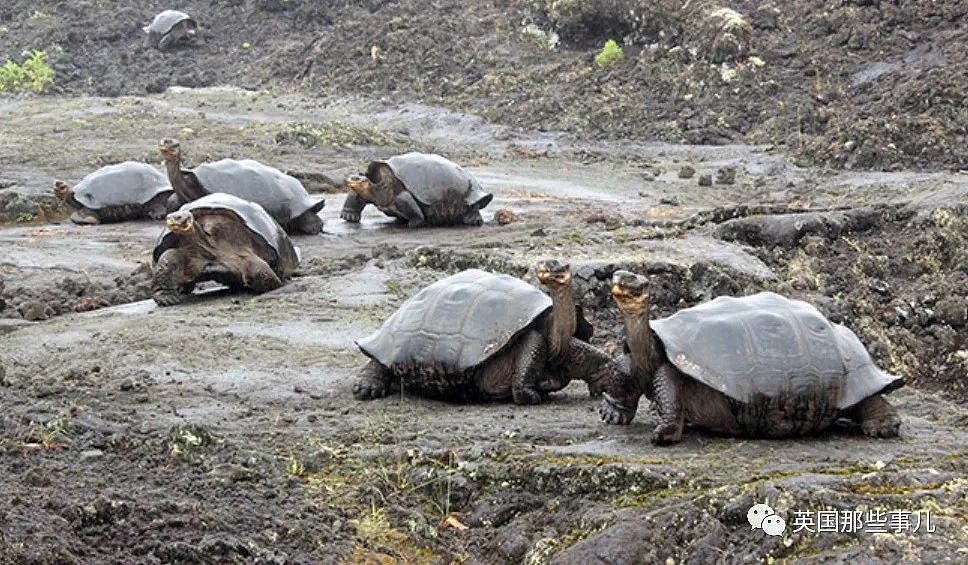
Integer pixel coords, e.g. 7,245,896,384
1,87,966,563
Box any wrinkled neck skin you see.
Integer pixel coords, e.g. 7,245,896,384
622,305,663,396
546,284,577,363
368,179,396,209
370,166,405,206
164,155,205,202
173,220,226,262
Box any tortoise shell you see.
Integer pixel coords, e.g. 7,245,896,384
153,193,300,270
357,269,551,372
192,159,321,226
651,292,902,409
143,10,194,35
71,162,172,210
372,152,492,208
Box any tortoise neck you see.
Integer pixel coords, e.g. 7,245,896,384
179,220,234,261
547,285,577,363
623,303,662,378
164,155,204,202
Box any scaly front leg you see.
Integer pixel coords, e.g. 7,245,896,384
598,349,645,425
650,363,685,445
152,248,194,306
556,338,626,398
509,330,546,405
340,191,367,223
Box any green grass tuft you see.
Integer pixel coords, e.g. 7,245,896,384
595,39,624,68
0,50,55,93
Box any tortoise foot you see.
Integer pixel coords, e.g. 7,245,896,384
152,290,185,307
599,394,635,425
862,413,901,438
352,377,390,401
650,423,683,445
147,206,167,220
512,386,542,405
70,210,100,225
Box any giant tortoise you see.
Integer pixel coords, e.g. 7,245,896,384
160,139,325,234
53,162,174,224
152,193,300,306
353,261,619,403
144,10,198,50
341,152,492,227
601,271,904,444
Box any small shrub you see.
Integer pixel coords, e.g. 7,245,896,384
0,50,54,93
595,39,624,67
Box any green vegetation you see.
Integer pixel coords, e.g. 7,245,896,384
0,50,54,93
595,39,624,68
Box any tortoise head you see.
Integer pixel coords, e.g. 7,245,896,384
345,174,373,200
159,138,181,161
536,259,572,288
53,180,70,201
165,210,195,234
611,270,650,314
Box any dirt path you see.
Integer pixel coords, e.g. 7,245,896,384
1,90,966,562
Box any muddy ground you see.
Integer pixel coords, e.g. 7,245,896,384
1,87,966,563
1,1,968,562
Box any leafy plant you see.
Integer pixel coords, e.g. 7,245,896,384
0,50,54,93
595,39,624,67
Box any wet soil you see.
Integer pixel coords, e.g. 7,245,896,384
1,1,966,171
1,87,966,562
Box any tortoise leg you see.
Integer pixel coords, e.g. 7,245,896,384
146,197,168,220
461,206,484,226
598,354,643,425
508,329,546,405
165,193,183,213
394,191,426,228
552,337,625,398
70,209,100,225
152,248,195,306
157,33,175,51
851,394,901,438
293,201,326,234
242,257,283,294
353,359,393,400
650,363,686,445
340,191,367,223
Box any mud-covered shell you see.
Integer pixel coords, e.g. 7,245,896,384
373,152,492,208
153,193,300,271
651,292,903,409
192,159,321,226
143,10,195,35
71,162,172,210
357,269,551,372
